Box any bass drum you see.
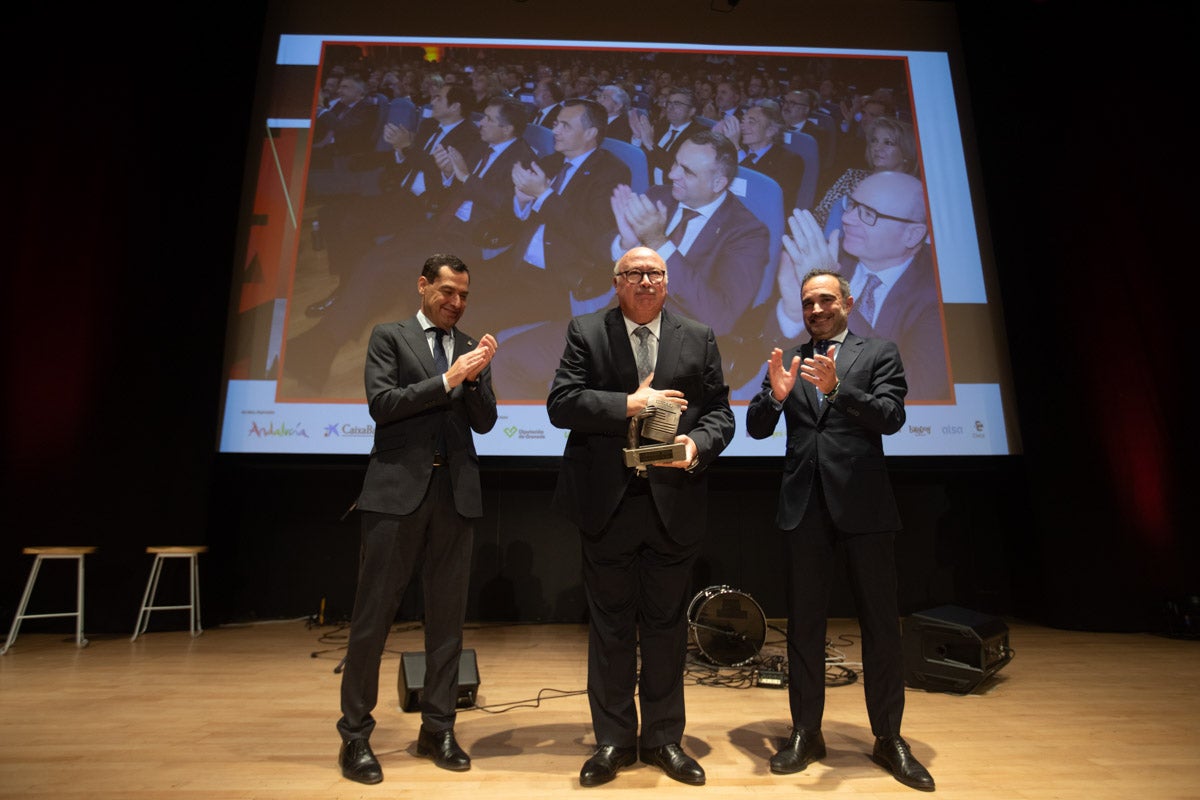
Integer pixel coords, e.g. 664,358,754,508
687,585,766,667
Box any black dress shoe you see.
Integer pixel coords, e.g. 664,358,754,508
306,290,340,318
416,727,471,771
338,738,383,784
640,743,705,786
770,727,827,774
872,735,935,792
579,744,638,786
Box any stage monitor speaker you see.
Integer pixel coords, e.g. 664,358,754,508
902,605,1013,694
398,649,480,712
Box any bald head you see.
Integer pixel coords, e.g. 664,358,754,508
857,170,926,223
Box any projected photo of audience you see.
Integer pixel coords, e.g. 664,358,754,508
274,44,954,404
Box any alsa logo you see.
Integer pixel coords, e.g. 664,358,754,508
248,421,310,438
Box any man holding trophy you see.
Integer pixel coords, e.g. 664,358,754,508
546,247,735,788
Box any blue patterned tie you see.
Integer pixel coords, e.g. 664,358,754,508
814,340,835,407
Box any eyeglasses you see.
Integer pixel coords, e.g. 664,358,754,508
666,100,693,108
842,195,922,227
618,269,667,284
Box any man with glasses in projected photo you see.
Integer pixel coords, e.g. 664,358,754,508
763,170,950,402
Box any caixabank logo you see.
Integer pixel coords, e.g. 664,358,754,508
247,420,310,439
324,423,374,438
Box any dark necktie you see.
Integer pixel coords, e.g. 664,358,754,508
430,327,449,373
668,207,700,248
429,327,449,455
472,146,494,177
550,161,573,194
660,128,679,151
740,151,758,166
402,131,440,191
423,129,441,153
859,273,883,326
633,326,653,383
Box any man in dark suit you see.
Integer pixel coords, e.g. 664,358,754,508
714,99,805,217
480,99,631,401
597,84,634,143
608,129,770,342
781,88,833,174
762,172,951,402
628,87,704,186
311,83,483,317
547,246,735,788
744,267,935,793
529,77,564,128
283,97,532,393
311,74,381,169
336,254,498,786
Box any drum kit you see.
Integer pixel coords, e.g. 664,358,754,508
687,585,768,667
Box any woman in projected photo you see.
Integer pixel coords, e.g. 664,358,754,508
813,116,918,231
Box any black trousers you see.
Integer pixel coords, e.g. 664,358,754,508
783,480,905,738
337,468,473,741
581,488,699,749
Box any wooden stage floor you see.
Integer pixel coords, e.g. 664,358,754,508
1,618,1197,799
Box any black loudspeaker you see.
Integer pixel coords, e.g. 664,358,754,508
902,605,1013,694
398,649,480,712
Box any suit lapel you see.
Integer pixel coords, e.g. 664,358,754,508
604,310,640,387
653,310,683,388
400,317,437,376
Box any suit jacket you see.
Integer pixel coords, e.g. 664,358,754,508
743,142,805,214
749,243,950,403
745,332,906,533
845,244,950,402
382,118,485,216
357,317,498,518
432,137,536,248
645,120,703,184
530,103,561,129
604,113,634,144
788,118,833,173
313,99,380,157
547,307,734,542
626,186,770,338
510,147,630,300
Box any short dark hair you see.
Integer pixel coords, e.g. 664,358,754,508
443,84,473,115
668,87,696,108
562,97,608,141
683,128,739,180
422,253,469,282
802,268,850,300
489,96,528,136
539,77,565,103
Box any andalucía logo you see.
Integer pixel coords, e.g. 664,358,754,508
248,421,310,438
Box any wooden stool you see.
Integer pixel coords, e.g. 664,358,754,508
131,546,207,641
1,546,97,655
